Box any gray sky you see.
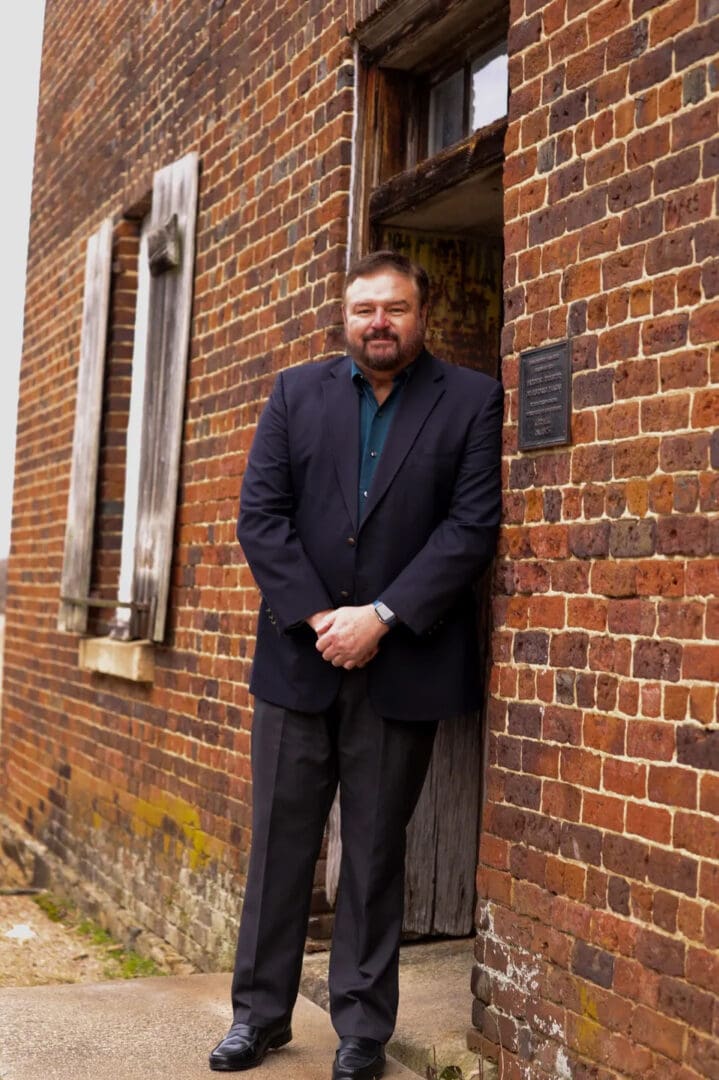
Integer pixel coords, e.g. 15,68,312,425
1,1,44,558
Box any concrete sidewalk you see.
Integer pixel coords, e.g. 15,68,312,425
0,973,419,1080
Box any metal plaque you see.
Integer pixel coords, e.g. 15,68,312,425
518,341,572,451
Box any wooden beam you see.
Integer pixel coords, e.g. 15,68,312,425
131,152,199,643
369,119,506,222
354,0,508,72
58,219,114,634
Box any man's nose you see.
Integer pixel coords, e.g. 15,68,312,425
370,307,389,328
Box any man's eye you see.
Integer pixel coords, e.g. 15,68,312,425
354,307,373,315
387,307,407,316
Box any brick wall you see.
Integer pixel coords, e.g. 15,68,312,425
2,0,352,969
475,0,719,1076
2,0,718,1071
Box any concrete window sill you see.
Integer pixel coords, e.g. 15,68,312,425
78,637,155,683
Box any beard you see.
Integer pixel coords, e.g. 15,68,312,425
348,326,425,372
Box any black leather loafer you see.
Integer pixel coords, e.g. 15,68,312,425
332,1036,386,1080
209,1018,292,1071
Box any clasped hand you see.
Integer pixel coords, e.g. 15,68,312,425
307,605,389,670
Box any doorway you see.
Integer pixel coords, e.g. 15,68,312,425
371,166,504,935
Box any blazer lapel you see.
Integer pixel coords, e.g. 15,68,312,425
360,350,445,529
322,357,360,531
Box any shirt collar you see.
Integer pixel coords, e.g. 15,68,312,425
350,357,417,389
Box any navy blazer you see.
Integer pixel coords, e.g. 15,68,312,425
237,349,504,722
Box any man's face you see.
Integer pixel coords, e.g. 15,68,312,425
342,270,427,374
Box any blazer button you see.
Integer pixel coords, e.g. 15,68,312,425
340,590,350,599
346,537,356,546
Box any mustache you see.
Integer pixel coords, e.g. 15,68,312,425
362,330,399,342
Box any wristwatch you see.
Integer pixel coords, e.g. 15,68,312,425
373,600,398,627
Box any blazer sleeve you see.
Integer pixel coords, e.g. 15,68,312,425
381,378,504,635
237,372,333,631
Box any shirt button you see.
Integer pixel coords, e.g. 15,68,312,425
346,537,356,546
363,490,368,498
340,589,350,599
370,450,377,458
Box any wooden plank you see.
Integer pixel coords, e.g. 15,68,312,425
58,218,114,633
324,710,481,936
131,151,199,642
403,713,481,936
369,120,506,223
353,0,507,73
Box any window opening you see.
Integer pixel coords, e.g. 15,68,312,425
427,41,508,157
428,67,466,156
111,216,151,640
471,42,508,132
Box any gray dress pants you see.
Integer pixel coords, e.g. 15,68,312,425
230,668,437,1042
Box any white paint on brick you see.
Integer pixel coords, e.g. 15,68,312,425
555,1047,573,1078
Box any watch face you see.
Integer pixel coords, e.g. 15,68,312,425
374,602,396,624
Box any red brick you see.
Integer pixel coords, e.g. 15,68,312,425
640,393,690,432
600,756,647,799
568,596,607,630
635,560,685,597
626,801,672,844
583,792,625,831
522,741,561,778
619,200,664,246
647,845,698,896
672,100,719,152
602,246,647,290
626,720,675,761
614,357,658,399
584,712,626,754
613,436,659,478
686,946,719,995
543,705,583,745
682,643,719,681
641,312,689,354
560,747,602,789
657,600,704,640
692,387,719,429
648,764,697,809
596,674,618,712
655,147,701,193
660,433,711,472
664,684,689,720
528,595,566,628
674,810,719,860
635,927,686,977
689,299,719,344
685,558,719,596
687,1031,719,1079
596,401,639,440
701,776,719,829
689,683,716,724
627,123,671,168
631,1003,685,1062
659,348,708,390
664,181,714,230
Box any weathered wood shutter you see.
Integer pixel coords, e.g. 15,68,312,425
58,218,114,633
131,152,199,642
403,711,481,935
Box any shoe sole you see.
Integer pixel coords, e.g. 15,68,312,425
331,1062,385,1080
209,1028,292,1072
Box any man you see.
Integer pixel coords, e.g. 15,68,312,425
210,251,503,1079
